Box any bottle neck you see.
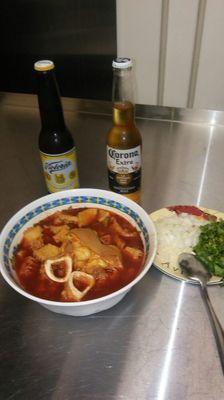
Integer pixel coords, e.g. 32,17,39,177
112,101,135,125
36,69,65,132
112,67,135,126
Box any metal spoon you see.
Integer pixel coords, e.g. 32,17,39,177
178,252,224,374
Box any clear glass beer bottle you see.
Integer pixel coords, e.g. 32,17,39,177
107,58,142,203
34,60,79,193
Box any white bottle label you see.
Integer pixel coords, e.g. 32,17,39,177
107,145,141,173
107,145,141,194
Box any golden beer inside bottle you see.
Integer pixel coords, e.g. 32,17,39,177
113,101,134,126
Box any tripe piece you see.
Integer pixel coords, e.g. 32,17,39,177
34,243,60,261
23,225,43,249
77,209,98,227
123,246,143,261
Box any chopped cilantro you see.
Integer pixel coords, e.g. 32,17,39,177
193,220,224,277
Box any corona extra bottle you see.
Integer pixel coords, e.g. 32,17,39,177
107,58,142,203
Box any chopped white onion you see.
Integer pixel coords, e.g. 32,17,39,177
155,212,209,266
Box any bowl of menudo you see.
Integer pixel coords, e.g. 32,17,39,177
0,189,157,316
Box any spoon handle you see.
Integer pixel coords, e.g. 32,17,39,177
200,284,224,374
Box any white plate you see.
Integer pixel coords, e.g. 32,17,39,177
150,206,224,285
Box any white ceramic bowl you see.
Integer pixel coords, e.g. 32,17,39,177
0,189,157,316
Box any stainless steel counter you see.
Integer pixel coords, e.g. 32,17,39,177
1,94,224,400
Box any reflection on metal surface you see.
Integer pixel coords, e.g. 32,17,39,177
197,126,214,206
210,110,219,126
2,92,224,126
157,282,185,400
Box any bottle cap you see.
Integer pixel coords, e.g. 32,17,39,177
112,58,132,69
34,60,55,71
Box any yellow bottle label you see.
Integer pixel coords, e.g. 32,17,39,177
40,148,79,193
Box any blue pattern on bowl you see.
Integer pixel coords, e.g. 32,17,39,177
3,196,150,273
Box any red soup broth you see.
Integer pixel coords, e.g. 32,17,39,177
14,207,145,301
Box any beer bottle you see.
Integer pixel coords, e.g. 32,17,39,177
34,60,79,193
107,58,142,203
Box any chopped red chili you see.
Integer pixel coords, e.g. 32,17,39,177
167,205,217,221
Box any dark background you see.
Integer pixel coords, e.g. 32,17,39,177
0,0,116,100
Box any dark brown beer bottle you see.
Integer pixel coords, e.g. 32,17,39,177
107,58,142,203
34,60,79,193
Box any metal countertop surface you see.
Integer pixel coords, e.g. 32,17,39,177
0,94,224,400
